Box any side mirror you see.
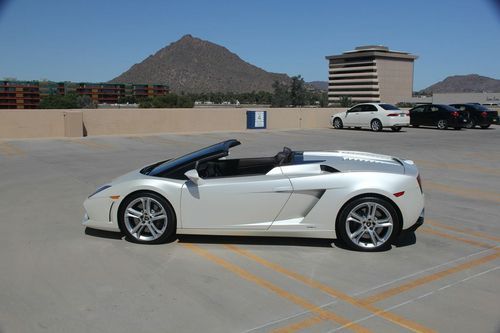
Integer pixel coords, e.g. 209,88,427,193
185,169,202,184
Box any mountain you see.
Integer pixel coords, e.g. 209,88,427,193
308,81,328,91
110,35,291,93
420,74,500,94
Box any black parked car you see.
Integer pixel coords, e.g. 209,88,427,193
409,104,468,130
449,103,499,129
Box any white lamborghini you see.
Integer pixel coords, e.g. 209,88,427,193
83,140,424,251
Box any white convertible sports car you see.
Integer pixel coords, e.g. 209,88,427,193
83,140,424,251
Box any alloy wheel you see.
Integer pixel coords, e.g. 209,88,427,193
124,197,168,241
345,202,393,249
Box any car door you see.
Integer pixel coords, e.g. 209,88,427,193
343,105,362,126
428,105,441,125
409,105,425,125
180,171,293,229
358,104,378,126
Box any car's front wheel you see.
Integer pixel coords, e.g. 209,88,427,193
333,118,343,129
465,119,475,129
336,196,401,251
118,191,176,244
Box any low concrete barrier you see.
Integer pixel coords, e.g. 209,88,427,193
0,108,345,139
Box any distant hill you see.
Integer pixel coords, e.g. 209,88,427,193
110,35,291,93
308,81,328,91
421,74,500,94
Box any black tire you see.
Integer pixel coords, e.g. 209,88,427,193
336,196,401,252
480,124,491,129
118,191,176,244
370,119,383,132
465,119,475,129
391,126,402,132
437,119,448,130
333,118,343,129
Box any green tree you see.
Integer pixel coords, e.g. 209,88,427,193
339,96,353,107
76,95,96,109
290,75,307,107
39,93,79,109
271,81,290,107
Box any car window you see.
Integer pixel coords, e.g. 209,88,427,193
348,106,362,113
411,106,425,113
380,104,400,111
362,104,378,112
430,106,439,112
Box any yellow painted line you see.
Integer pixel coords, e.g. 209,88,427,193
182,243,371,333
420,227,495,249
67,139,112,150
359,251,500,305
226,245,435,333
0,141,25,156
424,181,500,204
414,159,500,177
427,219,500,243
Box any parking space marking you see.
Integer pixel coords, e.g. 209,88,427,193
226,245,435,333
414,159,500,177
358,251,500,305
427,219,500,243
424,181,500,204
272,315,323,333
0,141,25,156
420,227,496,249
327,266,499,333
182,243,372,333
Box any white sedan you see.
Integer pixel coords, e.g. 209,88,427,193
332,103,410,132
83,140,424,251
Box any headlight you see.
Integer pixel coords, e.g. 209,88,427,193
88,185,111,198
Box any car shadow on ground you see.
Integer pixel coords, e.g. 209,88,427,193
84,227,418,250
177,234,336,248
85,227,123,240
333,128,407,133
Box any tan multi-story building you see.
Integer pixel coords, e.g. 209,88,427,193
326,45,417,105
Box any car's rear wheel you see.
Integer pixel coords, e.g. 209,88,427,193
371,119,383,132
391,126,402,132
437,119,448,130
480,124,490,129
119,191,176,244
333,118,343,129
336,196,400,252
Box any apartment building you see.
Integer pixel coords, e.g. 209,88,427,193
0,81,169,109
326,46,417,105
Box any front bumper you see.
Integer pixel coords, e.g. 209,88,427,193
82,197,120,232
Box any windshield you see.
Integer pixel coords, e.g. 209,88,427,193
143,140,240,177
469,104,490,111
380,104,400,111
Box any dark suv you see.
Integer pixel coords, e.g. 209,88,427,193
449,104,499,129
409,104,468,130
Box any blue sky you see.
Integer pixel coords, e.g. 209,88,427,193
0,0,499,90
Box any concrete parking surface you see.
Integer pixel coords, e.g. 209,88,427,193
0,126,499,333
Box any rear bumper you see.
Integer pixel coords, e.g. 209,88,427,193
384,117,410,127
404,208,425,232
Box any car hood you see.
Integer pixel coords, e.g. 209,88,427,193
303,150,416,175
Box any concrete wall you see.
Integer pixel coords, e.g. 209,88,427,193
0,108,344,139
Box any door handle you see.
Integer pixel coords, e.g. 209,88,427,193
274,186,293,192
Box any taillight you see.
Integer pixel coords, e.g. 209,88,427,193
386,113,399,117
451,111,459,117
481,111,488,118
417,174,423,193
